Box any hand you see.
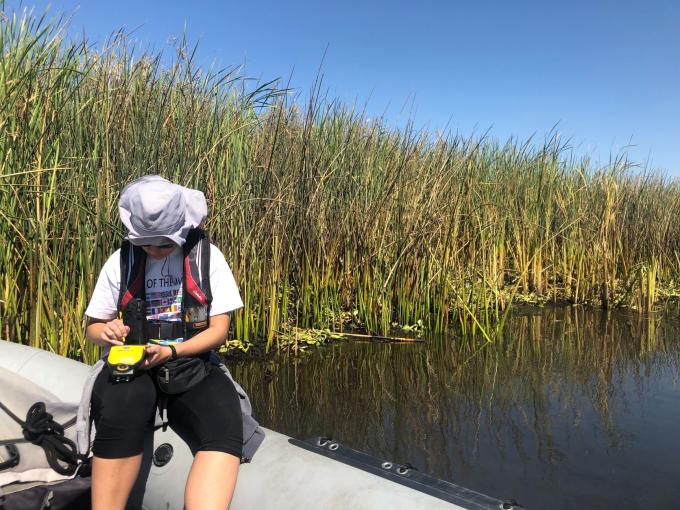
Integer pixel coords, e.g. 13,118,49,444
143,344,173,369
99,319,130,346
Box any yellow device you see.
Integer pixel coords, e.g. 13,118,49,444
108,345,146,382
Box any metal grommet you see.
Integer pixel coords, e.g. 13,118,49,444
152,443,174,467
328,442,339,451
381,461,393,470
396,466,409,475
317,438,330,447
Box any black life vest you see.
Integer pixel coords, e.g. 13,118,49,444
117,228,212,341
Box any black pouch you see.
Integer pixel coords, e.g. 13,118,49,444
121,298,147,344
156,356,210,394
1,474,92,510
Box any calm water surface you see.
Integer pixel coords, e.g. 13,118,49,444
227,307,680,510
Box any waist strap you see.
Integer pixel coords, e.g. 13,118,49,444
147,321,183,340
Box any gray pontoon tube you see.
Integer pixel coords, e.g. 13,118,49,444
0,341,522,509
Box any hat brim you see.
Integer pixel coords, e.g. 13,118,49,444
127,235,179,247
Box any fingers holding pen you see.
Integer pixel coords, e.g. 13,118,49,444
100,319,130,346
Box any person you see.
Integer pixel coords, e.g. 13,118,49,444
84,175,245,510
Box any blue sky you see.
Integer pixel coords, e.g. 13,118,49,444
15,0,680,175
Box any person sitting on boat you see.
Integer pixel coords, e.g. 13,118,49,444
84,175,250,510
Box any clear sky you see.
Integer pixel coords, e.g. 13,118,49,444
14,0,680,175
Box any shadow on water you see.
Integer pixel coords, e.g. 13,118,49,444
227,306,680,510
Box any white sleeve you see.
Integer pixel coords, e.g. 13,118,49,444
84,250,121,321
209,244,244,315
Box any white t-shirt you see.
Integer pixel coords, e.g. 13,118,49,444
85,244,243,341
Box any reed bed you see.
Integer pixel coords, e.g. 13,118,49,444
2,8,680,360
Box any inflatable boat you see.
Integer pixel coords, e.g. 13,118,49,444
0,340,521,509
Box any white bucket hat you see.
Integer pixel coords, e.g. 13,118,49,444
118,175,207,246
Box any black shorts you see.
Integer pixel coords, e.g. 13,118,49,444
90,362,242,460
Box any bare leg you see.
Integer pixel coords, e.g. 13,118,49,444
184,451,240,510
91,454,143,510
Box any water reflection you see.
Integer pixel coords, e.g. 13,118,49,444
228,307,680,509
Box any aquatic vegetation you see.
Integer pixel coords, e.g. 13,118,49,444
1,7,680,360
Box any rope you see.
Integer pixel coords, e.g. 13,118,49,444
0,400,85,476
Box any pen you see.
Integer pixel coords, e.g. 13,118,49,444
119,311,126,344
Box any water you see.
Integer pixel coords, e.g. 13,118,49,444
227,306,680,509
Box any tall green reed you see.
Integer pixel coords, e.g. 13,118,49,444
1,7,680,360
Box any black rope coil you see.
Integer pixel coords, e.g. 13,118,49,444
0,401,86,476
22,402,84,475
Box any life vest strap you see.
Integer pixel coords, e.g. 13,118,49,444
147,321,184,340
